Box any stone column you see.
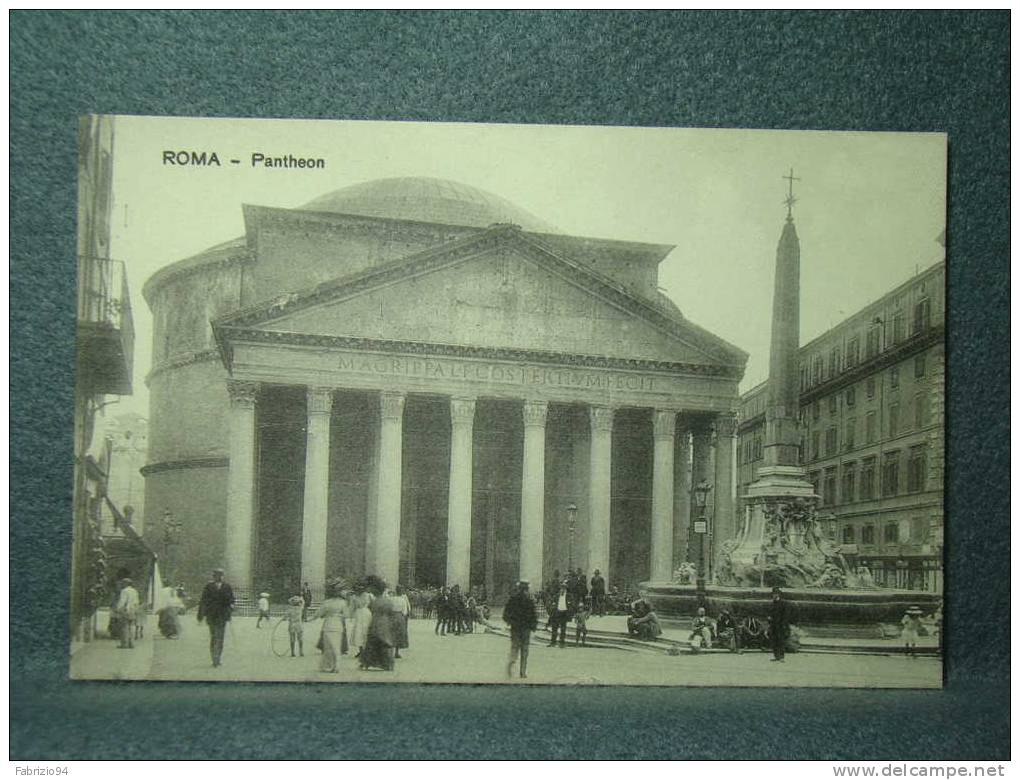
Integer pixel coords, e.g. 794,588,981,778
519,399,548,588
374,391,405,585
712,413,738,575
446,397,476,589
224,380,258,589
588,405,614,583
673,419,691,569
300,387,333,593
651,409,678,582
689,421,714,574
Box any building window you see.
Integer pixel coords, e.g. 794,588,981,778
882,451,900,497
862,525,875,546
864,411,876,444
913,297,931,335
823,467,838,506
884,523,899,545
866,376,876,399
914,393,928,429
808,471,821,497
800,365,808,391
828,395,838,416
813,356,824,384
860,457,876,500
812,401,821,421
846,387,856,408
810,430,820,461
866,325,881,358
892,310,905,343
842,525,855,544
910,517,927,545
825,426,838,457
915,354,926,378
754,437,763,461
847,337,860,368
841,463,856,503
889,402,900,438
829,347,841,377
907,445,927,493
890,366,899,389
845,418,856,451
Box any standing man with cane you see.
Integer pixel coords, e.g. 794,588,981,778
197,567,235,668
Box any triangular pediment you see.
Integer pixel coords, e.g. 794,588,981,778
215,227,746,374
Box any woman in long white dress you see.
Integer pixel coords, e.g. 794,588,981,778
317,586,349,673
351,591,373,659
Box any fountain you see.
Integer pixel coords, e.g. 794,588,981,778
641,171,942,626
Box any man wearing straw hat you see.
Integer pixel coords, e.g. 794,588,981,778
197,567,235,667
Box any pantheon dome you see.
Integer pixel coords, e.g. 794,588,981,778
299,176,559,233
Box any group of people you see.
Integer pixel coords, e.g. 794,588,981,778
430,585,491,636
311,579,411,673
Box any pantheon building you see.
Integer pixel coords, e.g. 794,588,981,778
142,177,747,601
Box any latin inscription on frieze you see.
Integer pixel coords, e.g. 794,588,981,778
336,353,656,393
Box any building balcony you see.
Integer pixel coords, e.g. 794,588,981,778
77,256,134,396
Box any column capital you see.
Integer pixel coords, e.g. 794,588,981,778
589,405,614,433
380,390,406,421
450,396,477,427
714,412,738,438
653,409,679,439
307,386,334,415
227,380,258,408
522,399,549,428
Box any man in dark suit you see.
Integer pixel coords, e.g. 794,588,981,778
590,569,606,616
197,567,235,667
301,582,313,621
503,580,538,679
768,586,790,662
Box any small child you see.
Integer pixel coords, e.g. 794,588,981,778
900,605,923,657
574,600,590,647
287,595,305,657
256,592,271,628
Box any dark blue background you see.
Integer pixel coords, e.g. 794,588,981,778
10,10,1009,760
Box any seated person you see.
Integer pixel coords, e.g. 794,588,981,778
689,606,713,650
627,599,662,640
715,609,740,652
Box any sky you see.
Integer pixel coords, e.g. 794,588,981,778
108,116,946,419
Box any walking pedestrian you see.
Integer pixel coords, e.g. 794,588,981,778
573,599,590,647
286,595,305,657
316,584,349,672
768,586,789,662
503,580,538,679
350,590,372,658
197,567,235,668
392,585,411,659
115,578,141,649
900,605,924,657
256,592,271,628
301,583,313,622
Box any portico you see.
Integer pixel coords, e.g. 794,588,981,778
218,334,738,599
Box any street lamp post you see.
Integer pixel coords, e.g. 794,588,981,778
565,503,578,572
692,480,713,586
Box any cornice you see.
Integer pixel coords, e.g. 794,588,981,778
799,325,945,405
217,326,744,379
140,457,229,477
142,244,251,304
146,349,222,385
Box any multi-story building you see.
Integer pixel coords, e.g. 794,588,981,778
737,258,945,592
73,115,138,641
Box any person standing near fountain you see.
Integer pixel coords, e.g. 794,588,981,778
768,587,790,662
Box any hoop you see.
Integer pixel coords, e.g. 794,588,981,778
270,618,291,657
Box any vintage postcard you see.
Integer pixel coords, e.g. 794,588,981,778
72,115,945,687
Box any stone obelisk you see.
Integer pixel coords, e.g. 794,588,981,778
717,170,826,588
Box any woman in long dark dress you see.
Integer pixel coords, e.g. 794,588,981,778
360,586,397,671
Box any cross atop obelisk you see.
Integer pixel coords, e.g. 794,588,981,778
783,168,800,221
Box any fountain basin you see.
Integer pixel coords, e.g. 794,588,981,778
640,583,942,625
